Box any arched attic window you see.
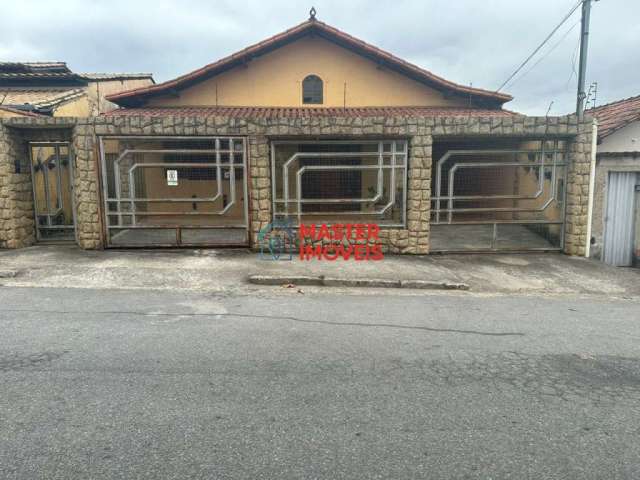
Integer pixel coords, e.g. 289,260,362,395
302,75,323,104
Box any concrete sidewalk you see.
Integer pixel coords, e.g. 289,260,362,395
0,245,638,297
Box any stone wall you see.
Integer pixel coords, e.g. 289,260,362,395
0,124,35,248
0,122,75,248
73,120,102,249
0,114,593,255
564,119,594,256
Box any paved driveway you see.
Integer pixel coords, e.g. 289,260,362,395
0,246,639,297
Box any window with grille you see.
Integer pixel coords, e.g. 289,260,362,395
302,75,323,104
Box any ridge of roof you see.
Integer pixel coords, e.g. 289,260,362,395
106,18,512,107
0,88,86,111
80,72,155,81
0,62,71,73
30,88,86,109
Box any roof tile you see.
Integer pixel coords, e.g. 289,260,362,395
587,94,640,140
103,105,517,118
106,19,512,107
0,88,85,109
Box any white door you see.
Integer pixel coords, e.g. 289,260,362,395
603,172,638,266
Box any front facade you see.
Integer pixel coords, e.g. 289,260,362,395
588,95,640,266
0,16,594,255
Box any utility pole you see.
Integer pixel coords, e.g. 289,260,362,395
576,0,593,119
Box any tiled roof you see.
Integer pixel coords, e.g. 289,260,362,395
0,88,85,110
0,62,155,85
587,94,640,141
0,72,82,80
80,73,155,82
0,62,70,73
106,18,512,108
103,105,518,118
0,105,46,117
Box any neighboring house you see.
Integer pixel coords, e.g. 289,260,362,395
0,62,154,117
587,95,640,266
0,13,594,256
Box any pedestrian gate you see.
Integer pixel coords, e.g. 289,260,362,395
99,137,248,247
30,142,76,242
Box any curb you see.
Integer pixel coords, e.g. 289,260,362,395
247,274,469,291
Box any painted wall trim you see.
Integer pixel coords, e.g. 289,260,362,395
585,118,598,258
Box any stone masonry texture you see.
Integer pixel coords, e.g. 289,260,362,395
0,114,593,255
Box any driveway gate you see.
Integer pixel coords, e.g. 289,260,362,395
430,140,568,251
99,136,248,247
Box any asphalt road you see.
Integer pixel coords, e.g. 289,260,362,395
1,286,639,479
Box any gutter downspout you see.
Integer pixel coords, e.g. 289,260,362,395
585,118,598,258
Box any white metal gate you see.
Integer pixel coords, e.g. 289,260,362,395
99,136,248,247
430,140,568,252
271,140,407,227
603,172,638,266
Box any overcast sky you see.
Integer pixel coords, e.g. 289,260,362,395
1,0,638,115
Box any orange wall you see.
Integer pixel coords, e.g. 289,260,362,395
147,36,468,108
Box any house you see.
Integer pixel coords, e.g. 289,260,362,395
587,95,640,266
0,13,593,255
0,62,154,117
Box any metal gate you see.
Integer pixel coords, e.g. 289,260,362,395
271,140,407,227
99,136,248,247
29,142,76,242
430,140,568,251
603,172,638,266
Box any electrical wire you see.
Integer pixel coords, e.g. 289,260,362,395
496,0,583,92
566,34,581,89
506,18,581,89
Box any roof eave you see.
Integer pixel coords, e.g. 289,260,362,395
106,19,512,108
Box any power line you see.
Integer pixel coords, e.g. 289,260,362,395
496,0,583,92
507,18,581,90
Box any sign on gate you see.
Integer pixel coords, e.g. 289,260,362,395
166,169,178,186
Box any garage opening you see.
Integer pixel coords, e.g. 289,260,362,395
271,140,407,226
430,138,568,252
99,136,248,247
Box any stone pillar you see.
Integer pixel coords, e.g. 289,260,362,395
0,124,12,248
406,134,432,254
72,120,103,249
0,125,35,248
564,116,593,256
248,134,271,247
